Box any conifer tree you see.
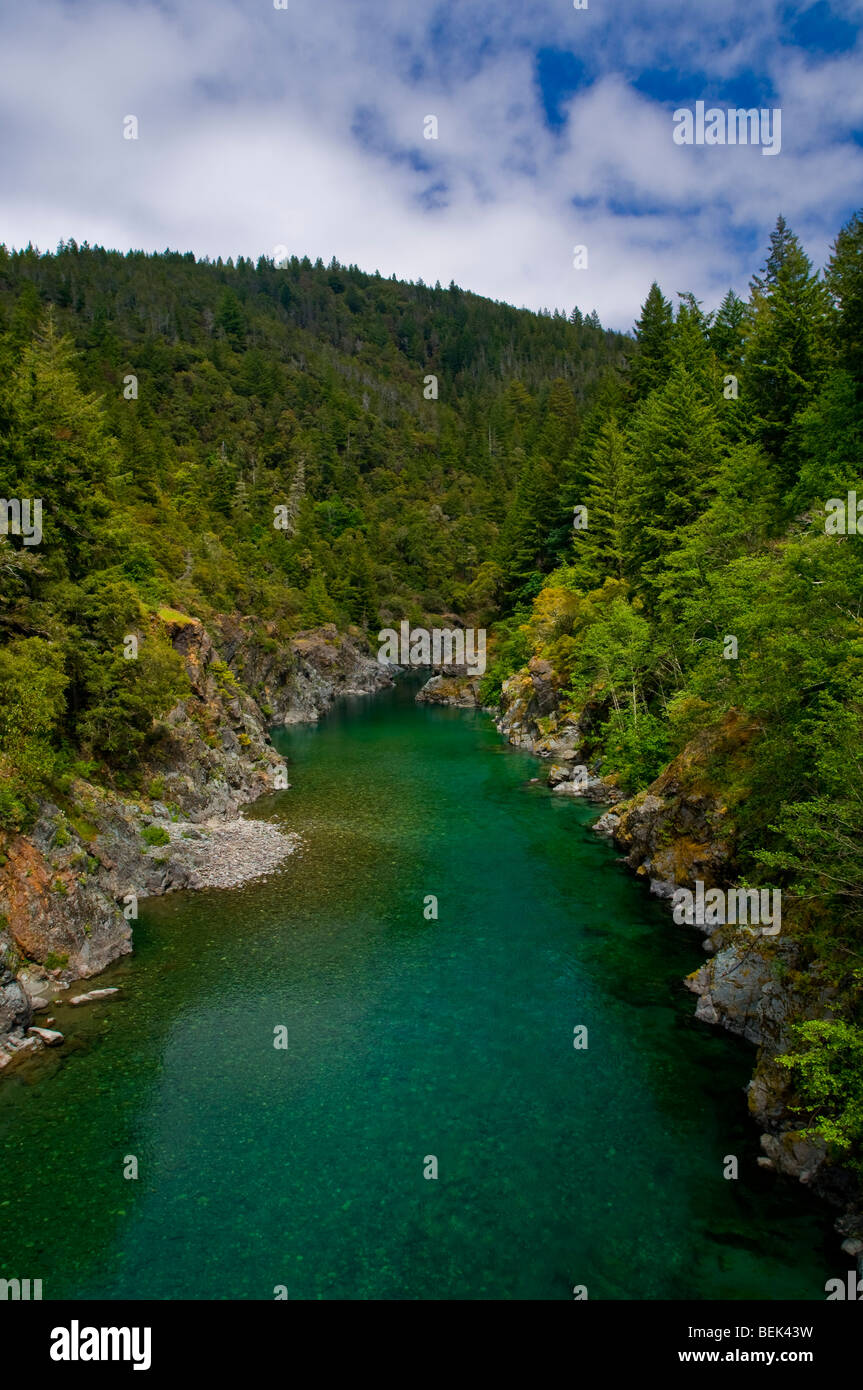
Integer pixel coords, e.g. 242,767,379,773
498,455,557,598
625,365,723,594
216,288,247,349
742,216,828,489
671,292,715,392
629,282,674,400
572,417,631,585
825,209,863,390
710,289,746,373
6,313,119,573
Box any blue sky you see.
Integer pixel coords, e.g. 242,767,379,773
0,0,861,328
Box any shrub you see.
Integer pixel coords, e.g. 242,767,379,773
599,707,671,793
778,1020,863,1173
141,824,170,847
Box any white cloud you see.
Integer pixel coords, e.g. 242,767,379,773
0,0,859,329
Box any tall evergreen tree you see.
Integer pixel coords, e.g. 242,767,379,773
216,288,247,349
629,282,674,400
710,289,746,373
572,416,632,585
742,216,828,489
825,209,863,391
625,366,723,595
498,455,558,599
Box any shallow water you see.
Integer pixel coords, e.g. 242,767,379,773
0,680,834,1299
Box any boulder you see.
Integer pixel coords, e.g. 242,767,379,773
27,1026,63,1046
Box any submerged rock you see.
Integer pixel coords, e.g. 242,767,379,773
27,1026,63,1046
70,988,120,1006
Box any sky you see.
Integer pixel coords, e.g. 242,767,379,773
0,0,861,330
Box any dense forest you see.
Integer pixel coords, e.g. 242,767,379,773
0,241,623,814
0,215,861,1169
482,213,863,1170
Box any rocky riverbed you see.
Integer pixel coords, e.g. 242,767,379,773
148,816,302,891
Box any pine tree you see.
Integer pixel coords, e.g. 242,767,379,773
825,209,863,391
216,288,246,349
630,282,674,400
671,292,715,391
572,416,632,585
742,217,828,489
7,312,119,572
498,455,557,598
710,289,746,373
210,443,235,517
301,570,338,625
625,366,723,594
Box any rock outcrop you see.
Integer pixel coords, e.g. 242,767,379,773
0,617,388,1068
215,621,392,725
603,711,857,1228
610,713,755,893
416,671,482,708
491,659,858,1230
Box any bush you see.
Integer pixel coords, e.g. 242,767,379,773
141,824,170,847
0,782,31,832
599,707,671,793
778,1020,863,1173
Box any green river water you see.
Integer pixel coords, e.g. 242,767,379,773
0,679,834,1299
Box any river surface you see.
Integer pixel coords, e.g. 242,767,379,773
0,680,834,1299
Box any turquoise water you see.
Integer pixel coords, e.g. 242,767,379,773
0,680,833,1299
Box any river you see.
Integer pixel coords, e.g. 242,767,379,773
0,679,833,1299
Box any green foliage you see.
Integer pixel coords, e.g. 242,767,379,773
141,824,170,847
599,707,671,793
741,216,829,489
568,595,653,715
493,210,863,1165
778,1020,863,1171
477,611,532,706
0,245,626,801
0,637,67,827
571,417,632,585
625,365,723,595
630,282,674,400
757,695,863,943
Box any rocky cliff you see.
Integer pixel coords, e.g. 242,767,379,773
0,617,390,1069
490,657,862,1237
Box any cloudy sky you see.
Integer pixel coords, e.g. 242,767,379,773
1,0,861,329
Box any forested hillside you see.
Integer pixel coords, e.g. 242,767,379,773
0,242,624,822
483,213,863,1173
1,218,861,1177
